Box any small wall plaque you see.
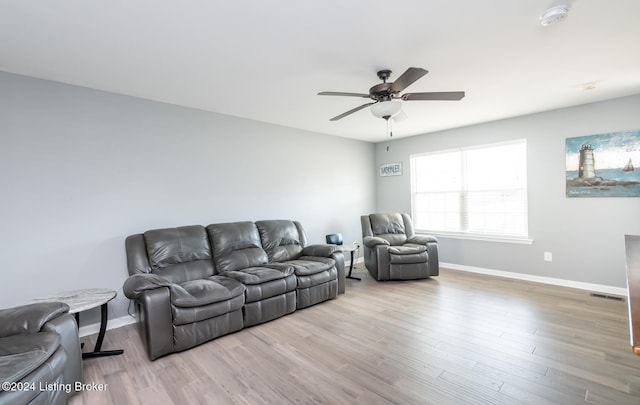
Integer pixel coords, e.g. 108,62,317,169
379,162,403,177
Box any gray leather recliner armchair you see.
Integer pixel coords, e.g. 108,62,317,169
361,213,439,281
0,302,82,405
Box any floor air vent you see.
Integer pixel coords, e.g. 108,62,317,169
589,292,625,302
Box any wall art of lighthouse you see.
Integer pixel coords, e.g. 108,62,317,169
566,130,640,198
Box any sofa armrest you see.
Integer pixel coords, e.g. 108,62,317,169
302,244,338,257
0,302,70,338
41,313,83,389
407,235,439,276
331,251,346,294
136,288,174,360
123,274,175,360
406,235,438,245
374,244,392,280
123,273,173,300
295,245,345,294
363,236,390,249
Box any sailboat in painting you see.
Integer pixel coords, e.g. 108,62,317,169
623,158,634,172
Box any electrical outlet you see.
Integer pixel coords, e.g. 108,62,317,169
544,252,552,262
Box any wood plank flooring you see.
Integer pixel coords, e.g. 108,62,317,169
69,266,640,404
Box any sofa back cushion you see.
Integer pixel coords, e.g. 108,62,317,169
207,222,269,272
368,213,408,246
255,220,306,262
144,225,214,283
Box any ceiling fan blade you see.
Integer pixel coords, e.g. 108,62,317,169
329,102,375,121
402,91,466,101
391,67,428,93
318,91,370,98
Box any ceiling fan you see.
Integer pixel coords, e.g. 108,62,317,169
318,67,465,123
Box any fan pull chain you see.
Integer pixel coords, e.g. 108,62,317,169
386,117,393,137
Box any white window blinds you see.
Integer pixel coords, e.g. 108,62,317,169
411,140,529,240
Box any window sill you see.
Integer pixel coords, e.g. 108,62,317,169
417,231,534,245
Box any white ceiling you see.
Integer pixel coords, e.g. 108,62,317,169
2,0,640,142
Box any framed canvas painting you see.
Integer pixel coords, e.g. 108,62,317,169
566,129,640,198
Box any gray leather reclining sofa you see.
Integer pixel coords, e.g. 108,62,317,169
0,302,82,405
124,219,345,360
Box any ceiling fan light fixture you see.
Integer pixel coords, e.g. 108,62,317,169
539,5,570,26
370,100,403,119
318,67,464,122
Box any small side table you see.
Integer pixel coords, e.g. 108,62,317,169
33,288,124,359
333,243,361,281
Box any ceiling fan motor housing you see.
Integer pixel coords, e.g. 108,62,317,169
376,69,392,82
370,83,395,100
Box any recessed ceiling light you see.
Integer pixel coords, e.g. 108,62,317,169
572,80,601,92
540,5,570,26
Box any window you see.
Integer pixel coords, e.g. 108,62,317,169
411,140,529,242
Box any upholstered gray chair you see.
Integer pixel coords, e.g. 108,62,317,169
361,213,439,281
0,302,82,405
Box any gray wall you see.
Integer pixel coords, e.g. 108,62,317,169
376,94,640,288
1,72,376,321
3,67,637,327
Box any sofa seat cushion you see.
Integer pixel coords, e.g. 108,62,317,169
222,266,297,304
296,267,338,290
0,332,61,384
222,266,294,285
170,275,245,308
172,294,245,326
286,257,335,276
244,274,297,303
388,246,428,264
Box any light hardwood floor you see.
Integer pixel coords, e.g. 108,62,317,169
70,267,640,404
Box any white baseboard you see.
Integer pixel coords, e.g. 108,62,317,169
442,262,627,297
78,314,136,338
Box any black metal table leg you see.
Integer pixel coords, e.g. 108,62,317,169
346,250,361,281
75,313,85,350
81,303,124,359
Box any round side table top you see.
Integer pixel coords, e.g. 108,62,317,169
332,243,359,253
33,288,116,314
